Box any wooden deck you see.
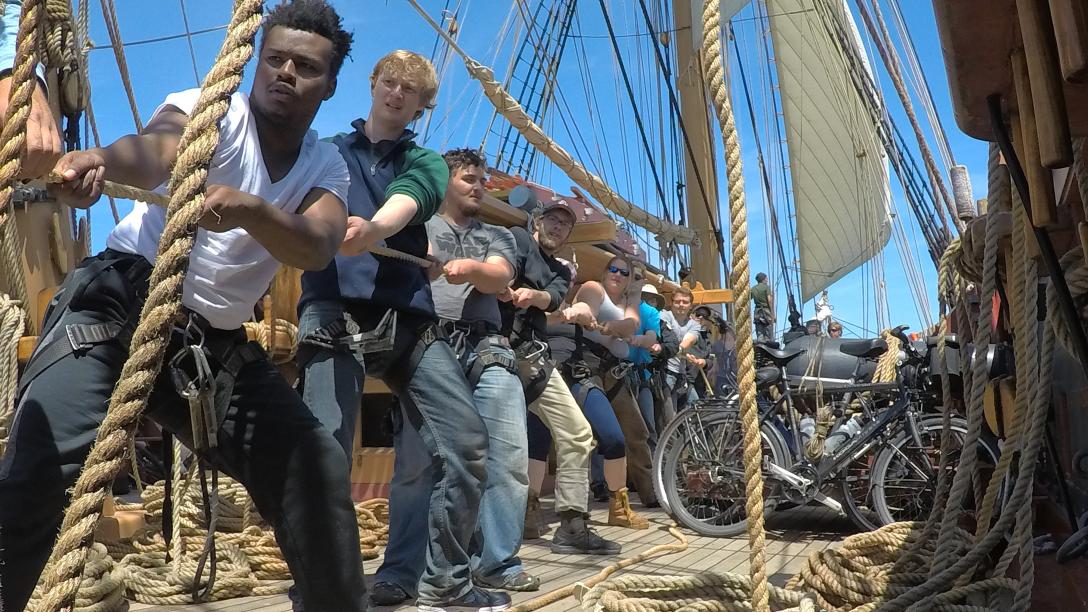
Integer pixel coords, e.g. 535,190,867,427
130,499,851,612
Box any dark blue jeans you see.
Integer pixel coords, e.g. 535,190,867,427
298,300,489,604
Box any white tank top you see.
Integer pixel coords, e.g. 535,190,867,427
583,290,631,358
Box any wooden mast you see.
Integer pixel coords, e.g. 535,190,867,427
672,0,723,290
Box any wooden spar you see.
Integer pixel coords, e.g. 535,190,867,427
672,0,722,289
1049,0,1088,83
1011,47,1058,230
1016,0,1073,168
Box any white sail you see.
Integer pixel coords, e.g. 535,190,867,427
766,0,892,301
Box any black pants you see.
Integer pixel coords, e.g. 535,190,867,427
0,251,366,612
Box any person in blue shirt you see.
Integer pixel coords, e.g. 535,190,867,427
628,284,664,448
0,0,63,178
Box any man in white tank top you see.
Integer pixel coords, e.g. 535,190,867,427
0,3,368,611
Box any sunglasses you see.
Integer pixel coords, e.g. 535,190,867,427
607,265,630,277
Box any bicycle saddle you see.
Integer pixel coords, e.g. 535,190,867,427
839,338,888,359
754,343,805,367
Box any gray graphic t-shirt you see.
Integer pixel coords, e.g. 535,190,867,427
660,309,703,374
427,215,517,331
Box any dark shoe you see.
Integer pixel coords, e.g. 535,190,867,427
590,480,609,503
643,499,661,509
417,586,511,612
370,581,411,607
476,571,541,592
549,523,622,555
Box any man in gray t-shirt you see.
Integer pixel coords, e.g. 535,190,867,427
427,215,516,331
376,149,540,599
659,287,702,410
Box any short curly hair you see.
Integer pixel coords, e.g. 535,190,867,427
443,148,487,175
262,0,353,77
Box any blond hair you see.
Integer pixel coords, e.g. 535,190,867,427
369,50,439,114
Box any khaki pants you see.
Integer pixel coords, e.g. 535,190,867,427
603,371,657,505
528,368,594,512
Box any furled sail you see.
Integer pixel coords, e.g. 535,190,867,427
767,0,892,301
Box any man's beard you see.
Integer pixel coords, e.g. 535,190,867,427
461,200,481,218
539,233,562,251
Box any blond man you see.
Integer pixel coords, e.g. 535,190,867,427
297,51,509,611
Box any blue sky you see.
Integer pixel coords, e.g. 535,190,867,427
76,0,988,338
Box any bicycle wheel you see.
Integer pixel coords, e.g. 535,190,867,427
868,415,1000,527
661,408,788,537
653,397,739,515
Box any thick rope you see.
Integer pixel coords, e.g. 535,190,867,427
33,3,264,609
697,2,770,610
508,525,690,612
0,294,26,459
0,0,45,307
74,476,389,607
404,0,697,247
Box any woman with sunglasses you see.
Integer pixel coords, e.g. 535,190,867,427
529,256,657,529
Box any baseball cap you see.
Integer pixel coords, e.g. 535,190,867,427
541,198,577,222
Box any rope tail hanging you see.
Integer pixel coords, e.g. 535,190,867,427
698,1,770,611
0,0,43,307
33,2,264,610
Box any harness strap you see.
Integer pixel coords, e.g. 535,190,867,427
465,335,518,388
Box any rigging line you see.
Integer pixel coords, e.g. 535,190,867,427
99,0,142,131
596,0,671,229
572,14,620,191
503,0,575,177
852,0,960,233
427,0,453,64
465,1,514,152
505,0,596,179
479,4,522,153
730,26,798,317
177,0,202,86
812,0,944,262
758,0,800,284
634,0,727,271
521,0,578,176
887,0,955,169
86,25,230,50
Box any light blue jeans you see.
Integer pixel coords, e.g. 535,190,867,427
297,300,489,604
377,337,529,592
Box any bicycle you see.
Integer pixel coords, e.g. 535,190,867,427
655,327,1001,536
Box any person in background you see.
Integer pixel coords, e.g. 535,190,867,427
687,306,716,398
806,319,823,336
629,283,663,448
659,287,702,412
752,272,775,342
828,321,843,338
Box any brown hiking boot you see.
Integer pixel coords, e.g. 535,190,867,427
608,488,649,529
523,494,546,539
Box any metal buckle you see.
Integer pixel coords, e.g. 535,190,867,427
340,308,397,354
169,315,217,452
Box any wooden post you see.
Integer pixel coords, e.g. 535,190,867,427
1049,0,1088,82
1016,0,1074,168
1012,48,1058,230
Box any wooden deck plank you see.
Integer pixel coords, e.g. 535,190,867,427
131,503,849,612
